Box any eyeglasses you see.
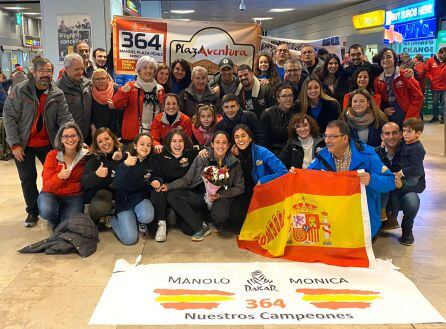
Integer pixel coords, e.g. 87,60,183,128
61,134,79,140
277,49,289,53
279,94,294,99
323,134,344,140
93,77,108,82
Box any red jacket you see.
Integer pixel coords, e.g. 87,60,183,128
374,67,424,120
151,111,192,146
112,81,165,141
42,149,87,196
414,61,427,93
426,56,446,91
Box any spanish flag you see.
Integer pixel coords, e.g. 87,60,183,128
237,169,375,268
154,289,235,310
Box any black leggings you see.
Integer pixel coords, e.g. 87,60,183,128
167,188,232,234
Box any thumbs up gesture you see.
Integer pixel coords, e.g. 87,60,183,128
96,161,109,178
124,152,138,167
112,148,123,161
57,164,72,180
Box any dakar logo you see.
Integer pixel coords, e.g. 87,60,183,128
290,197,331,245
245,270,278,292
255,211,285,247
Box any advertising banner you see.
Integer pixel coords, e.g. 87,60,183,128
113,16,261,75
238,169,374,268
260,35,342,60
395,39,436,58
57,15,91,63
89,260,445,325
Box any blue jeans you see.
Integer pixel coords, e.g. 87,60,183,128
111,199,154,245
37,192,85,229
432,90,446,117
389,191,420,230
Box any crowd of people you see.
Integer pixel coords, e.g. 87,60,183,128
3,40,444,248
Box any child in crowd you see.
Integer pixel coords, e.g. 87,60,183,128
391,117,426,245
111,133,161,245
191,104,220,147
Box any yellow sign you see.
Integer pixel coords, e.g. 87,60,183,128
352,10,385,30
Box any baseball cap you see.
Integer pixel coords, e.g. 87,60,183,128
218,58,234,70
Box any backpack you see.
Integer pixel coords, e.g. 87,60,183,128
0,117,12,160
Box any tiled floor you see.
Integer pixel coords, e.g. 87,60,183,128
1,124,445,329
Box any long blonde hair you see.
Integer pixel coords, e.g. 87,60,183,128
340,89,388,129
298,76,337,114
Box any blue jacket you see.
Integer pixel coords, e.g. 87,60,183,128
251,143,288,185
308,140,395,237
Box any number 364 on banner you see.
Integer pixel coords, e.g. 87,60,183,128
113,17,167,74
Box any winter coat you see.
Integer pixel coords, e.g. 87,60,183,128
426,56,446,91
301,98,340,134
322,73,351,105
374,67,424,120
215,110,260,142
91,85,121,136
302,57,325,77
258,104,299,155
249,143,288,184
42,148,88,196
18,213,99,257
56,73,92,139
112,80,165,141
209,73,239,99
166,148,244,199
179,84,221,118
414,61,427,93
235,76,273,119
112,155,162,213
150,111,192,146
348,124,383,148
308,139,395,237
3,78,73,148
81,150,123,203
279,135,325,169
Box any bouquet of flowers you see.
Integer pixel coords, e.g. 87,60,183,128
202,165,229,209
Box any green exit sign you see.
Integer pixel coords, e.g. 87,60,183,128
15,13,22,25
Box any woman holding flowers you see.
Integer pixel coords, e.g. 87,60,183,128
160,131,244,241
231,124,288,231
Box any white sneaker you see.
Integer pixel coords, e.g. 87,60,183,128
155,220,167,242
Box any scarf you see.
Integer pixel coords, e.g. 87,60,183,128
92,80,114,105
198,126,213,145
136,77,162,133
345,108,375,130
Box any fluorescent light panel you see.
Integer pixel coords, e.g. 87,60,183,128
269,8,294,12
252,17,273,21
3,7,29,10
170,10,195,14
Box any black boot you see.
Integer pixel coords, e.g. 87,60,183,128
398,228,414,246
24,214,38,227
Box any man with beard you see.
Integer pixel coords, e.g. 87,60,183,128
3,57,73,227
210,57,239,99
235,64,272,119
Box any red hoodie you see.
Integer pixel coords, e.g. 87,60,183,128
374,67,424,120
426,56,446,91
41,149,87,196
151,111,192,146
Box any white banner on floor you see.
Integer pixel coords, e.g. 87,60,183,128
90,260,445,325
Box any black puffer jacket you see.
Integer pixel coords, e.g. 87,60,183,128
18,214,99,257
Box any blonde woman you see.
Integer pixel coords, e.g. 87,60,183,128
297,76,340,132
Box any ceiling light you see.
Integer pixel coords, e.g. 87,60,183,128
170,10,195,14
3,7,29,10
252,17,273,21
23,13,41,15
269,8,294,13
175,19,191,21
